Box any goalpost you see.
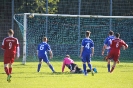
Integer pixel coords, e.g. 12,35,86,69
14,13,133,64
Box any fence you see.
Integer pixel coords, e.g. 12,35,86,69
0,0,133,60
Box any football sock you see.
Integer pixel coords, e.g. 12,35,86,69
9,67,12,74
37,64,41,72
88,64,92,70
83,64,86,74
87,69,91,73
4,67,9,75
107,64,110,72
49,64,54,72
110,66,115,73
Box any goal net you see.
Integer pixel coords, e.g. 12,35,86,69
14,13,133,64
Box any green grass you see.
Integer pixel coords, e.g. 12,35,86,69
0,60,133,88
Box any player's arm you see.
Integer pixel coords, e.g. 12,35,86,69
16,39,20,59
91,41,94,57
36,50,39,56
79,46,83,58
101,39,108,55
1,38,6,50
91,47,94,57
62,59,66,72
122,40,128,49
47,44,53,59
79,40,84,58
49,50,53,59
101,44,107,55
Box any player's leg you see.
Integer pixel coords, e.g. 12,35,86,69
82,56,87,75
110,61,117,73
9,56,15,75
37,58,43,72
4,64,10,76
106,51,113,72
70,63,77,73
75,67,83,73
46,62,55,72
4,63,11,82
110,53,119,73
87,55,94,76
107,59,111,72
106,50,111,72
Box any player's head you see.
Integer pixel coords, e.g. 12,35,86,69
86,31,91,37
115,33,120,38
8,29,14,36
108,30,114,36
43,37,48,42
65,54,70,58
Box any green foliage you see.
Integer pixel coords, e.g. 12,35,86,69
0,61,133,88
15,0,59,13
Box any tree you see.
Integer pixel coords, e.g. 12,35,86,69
15,0,59,14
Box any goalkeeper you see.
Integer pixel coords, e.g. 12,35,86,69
62,55,97,73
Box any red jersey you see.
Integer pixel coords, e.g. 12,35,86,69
110,38,128,53
1,37,20,57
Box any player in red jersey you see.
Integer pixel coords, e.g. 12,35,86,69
106,33,128,73
1,29,20,82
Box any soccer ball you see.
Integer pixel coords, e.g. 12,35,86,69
29,13,34,18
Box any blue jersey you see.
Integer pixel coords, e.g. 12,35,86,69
81,38,94,56
37,42,51,58
104,35,115,49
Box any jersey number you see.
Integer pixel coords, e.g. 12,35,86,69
40,45,44,50
85,43,90,49
9,42,12,49
116,42,119,48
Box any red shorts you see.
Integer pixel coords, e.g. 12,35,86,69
107,51,120,62
4,55,15,64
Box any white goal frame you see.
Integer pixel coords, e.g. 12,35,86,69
14,13,133,64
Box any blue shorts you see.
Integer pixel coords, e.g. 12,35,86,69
38,56,49,63
82,54,91,62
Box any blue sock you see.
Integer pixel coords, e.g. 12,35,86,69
107,64,110,72
88,64,92,70
37,64,41,72
83,64,86,74
49,64,54,72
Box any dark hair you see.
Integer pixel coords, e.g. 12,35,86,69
8,29,14,35
86,31,91,37
115,33,120,38
109,30,114,35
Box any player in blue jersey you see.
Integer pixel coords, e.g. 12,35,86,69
101,31,115,72
79,31,94,76
37,37,55,73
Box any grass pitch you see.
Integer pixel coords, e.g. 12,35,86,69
0,60,133,88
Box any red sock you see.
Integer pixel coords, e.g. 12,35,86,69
110,67,115,73
9,67,12,74
4,67,9,75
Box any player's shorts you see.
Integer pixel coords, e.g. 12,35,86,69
38,57,49,63
68,63,77,71
4,55,15,64
82,54,91,62
107,51,120,62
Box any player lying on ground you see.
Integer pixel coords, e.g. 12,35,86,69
79,31,95,76
101,30,115,72
37,37,55,73
106,33,128,73
1,29,20,82
62,55,97,74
